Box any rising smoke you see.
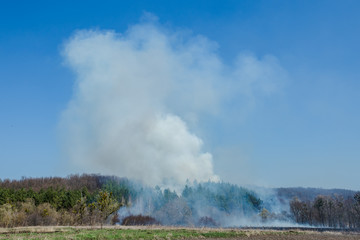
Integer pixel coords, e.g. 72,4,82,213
60,16,286,189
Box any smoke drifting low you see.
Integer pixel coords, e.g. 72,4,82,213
60,18,286,188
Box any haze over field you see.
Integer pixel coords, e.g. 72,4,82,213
1,1,360,190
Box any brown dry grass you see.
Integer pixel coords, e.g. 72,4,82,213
0,225,359,239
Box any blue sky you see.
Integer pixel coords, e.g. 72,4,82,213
1,0,359,190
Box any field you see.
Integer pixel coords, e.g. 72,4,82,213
0,226,359,240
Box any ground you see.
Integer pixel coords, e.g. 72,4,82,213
0,226,359,239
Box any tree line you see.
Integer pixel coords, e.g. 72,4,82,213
0,175,264,227
2,174,359,228
116,181,264,226
0,175,126,227
290,193,360,228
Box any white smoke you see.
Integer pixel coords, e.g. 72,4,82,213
59,17,286,188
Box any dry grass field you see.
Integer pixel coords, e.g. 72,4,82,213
0,226,359,240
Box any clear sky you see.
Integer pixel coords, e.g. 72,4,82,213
1,0,359,190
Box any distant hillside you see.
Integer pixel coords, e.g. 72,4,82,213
276,187,356,202
0,174,128,192
2,175,357,203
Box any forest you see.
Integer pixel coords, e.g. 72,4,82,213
0,174,359,228
289,194,360,228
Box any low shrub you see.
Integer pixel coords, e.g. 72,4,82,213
121,214,159,226
197,216,219,227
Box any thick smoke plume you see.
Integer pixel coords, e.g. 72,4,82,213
60,18,285,188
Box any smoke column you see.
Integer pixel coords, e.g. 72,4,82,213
60,17,286,188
